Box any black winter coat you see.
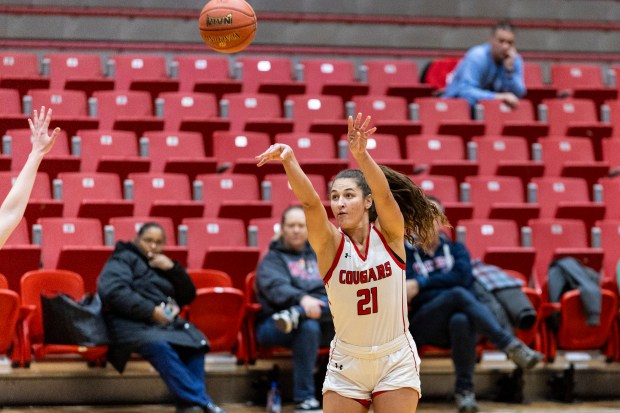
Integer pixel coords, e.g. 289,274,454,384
97,241,209,373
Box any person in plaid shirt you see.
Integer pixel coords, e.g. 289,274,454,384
405,197,542,413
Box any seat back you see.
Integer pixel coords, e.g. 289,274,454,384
457,219,521,260
351,95,410,121
477,100,537,136
20,269,84,343
5,129,72,171
550,63,605,90
56,172,124,217
212,131,272,166
195,173,261,217
300,59,358,95
236,56,294,93
37,217,104,269
405,135,465,163
174,55,232,92
27,89,89,117
108,216,177,245
275,133,337,161
157,92,219,131
46,53,105,89
543,98,599,136
128,173,194,217
187,269,233,289
0,52,40,77
75,129,139,173
92,90,155,130
416,97,472,134
181,217,247,269
188,287,245,353
472,136,532,176
262,174,326,218
410,175,460,203
364,59,422,95
286,94,344,133
110,54,169,91
0,88,22,115
142,131,206,172
539,137,597,177
222,93,282,131
465,175,525,218
0,289,20,353
531,177,592,218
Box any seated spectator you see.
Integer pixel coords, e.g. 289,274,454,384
97,222,226,413
255,206,332,413
406,197,542,413
443,20,526,108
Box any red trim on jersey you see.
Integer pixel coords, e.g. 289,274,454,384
323,233,345,285
405,333,420,375
372,225,406,270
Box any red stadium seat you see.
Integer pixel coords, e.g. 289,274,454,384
414,97,485,143
421,58,459,91
155,92,229,154
474,100,548,149
597,177,620,220
4,128,80,181
0,88,27,140
410,174,473,226
19,269,107,366
211,131,277,179
44,53,114,97
194,173,271,226
527,218,603,290
126,173,203,229
601,138,620,173
221,93,293,138
235,56,305,103
362,59,435,101
276,132,347,183
284,94,346,139
0,171,63,228
0,52,49,98
531,176,605,230
74,129,149,182
0,219,40,292
405,135,478,184
262,173,327,219
538,137,609,189
25,89,99,138
188,287,246,360
108,54,178,100
173,55,241,100
55,172,132,225
33,218,112,293
299,59,369,103
550,63,617,108
522,62,558,108
349,95,422,146
187,269,233,289
541,98,612,160
457,219,535,280
470,136,544,189
141,131,216,181
0,288,21,367
91,90,164,137
247,217,280,254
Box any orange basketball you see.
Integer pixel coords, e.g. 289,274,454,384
198,0,257,54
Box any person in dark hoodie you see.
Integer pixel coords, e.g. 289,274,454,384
255,206,331,413
406,197,542,413
97,222,226,413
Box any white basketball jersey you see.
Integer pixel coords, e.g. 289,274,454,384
324,224,409,347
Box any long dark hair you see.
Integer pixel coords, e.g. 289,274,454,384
332,167,448,252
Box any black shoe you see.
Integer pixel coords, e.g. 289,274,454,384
204,401,227,413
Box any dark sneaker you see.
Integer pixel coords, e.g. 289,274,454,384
272,307,301,334
294,398,321,412
504,339,543,370
455,390,479,413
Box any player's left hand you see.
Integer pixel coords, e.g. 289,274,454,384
28,106,59,157
347,113,376,159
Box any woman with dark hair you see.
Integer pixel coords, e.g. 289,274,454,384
97,222,226,413
256,113,447,413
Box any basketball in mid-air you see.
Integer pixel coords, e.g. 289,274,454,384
198,0,257,54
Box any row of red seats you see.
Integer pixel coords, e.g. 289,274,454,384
0,269,247,367
2,52,619,106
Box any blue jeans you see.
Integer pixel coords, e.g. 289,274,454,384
409,287,514,393
256,304,330,402
138,341,213,408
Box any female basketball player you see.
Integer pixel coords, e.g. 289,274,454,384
256,113,447,413
0,106,58,248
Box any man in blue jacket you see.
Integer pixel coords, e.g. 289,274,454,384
406,198,541,413
443,20,526,108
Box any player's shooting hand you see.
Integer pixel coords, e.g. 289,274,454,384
28,106,59,157
255,143,294,167
347,113,376,160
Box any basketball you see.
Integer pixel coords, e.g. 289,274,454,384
198,0,257,54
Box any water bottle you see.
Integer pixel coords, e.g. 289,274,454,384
265,381,282,413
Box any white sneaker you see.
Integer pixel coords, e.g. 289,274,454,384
272,307,301,334
294,398,321,413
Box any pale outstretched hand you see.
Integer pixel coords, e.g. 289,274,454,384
347,113,376,158
255,143,294,167
28,106,59,156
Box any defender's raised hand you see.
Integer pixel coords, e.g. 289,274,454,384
347,113,376,159
28,106,59,157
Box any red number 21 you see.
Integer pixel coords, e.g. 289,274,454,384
357,287,378,315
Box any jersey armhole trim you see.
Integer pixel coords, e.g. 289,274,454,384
323,233,345,284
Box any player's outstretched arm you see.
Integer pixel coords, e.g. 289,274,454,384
256,144,339,262
0,107,58,248
348,113,404,242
